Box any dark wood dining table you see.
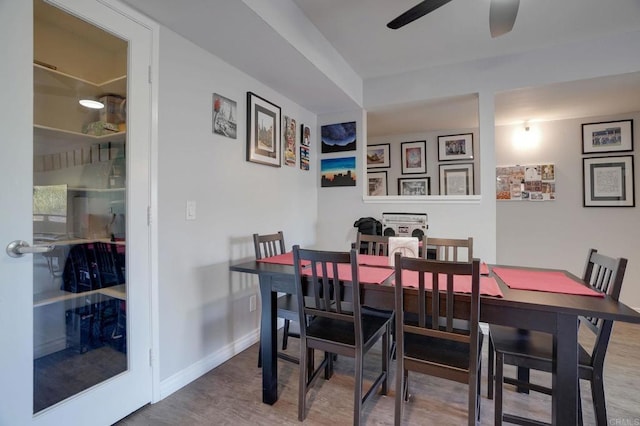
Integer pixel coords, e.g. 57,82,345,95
229,258,640,425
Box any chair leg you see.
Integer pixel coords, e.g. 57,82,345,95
395,355,404,425
381,327,389,395
487,336,494,400
591,375,607,426
403,370,409,402
298,340,308,421
282,319,290,350
354,349,363,426
494,351,504,426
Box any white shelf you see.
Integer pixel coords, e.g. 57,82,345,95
68,187,125,192
34,124,126,145
34,284,126,308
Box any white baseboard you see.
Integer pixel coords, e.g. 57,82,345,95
158,328,259,400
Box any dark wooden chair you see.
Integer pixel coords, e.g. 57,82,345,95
427,237,474,261
394,254,482,426
293,245,391,425
487,249,628,425
253,231,298,366
356,232,389,255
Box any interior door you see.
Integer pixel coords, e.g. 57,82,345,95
0,0,152,424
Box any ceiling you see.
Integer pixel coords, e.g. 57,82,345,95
120,0,640,132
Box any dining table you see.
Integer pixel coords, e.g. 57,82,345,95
229,253,640,425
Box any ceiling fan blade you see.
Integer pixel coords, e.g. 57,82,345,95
490,0,520,38
387,0,453,30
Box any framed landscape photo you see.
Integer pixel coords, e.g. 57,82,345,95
367,171,388,196
438,133,473,161
582,119,633,154
401,140,426,174
398,177,430,196
367,144,390,168
246,92,281,167
583,155,635,207
439,163,474,195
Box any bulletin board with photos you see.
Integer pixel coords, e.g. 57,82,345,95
496,164,556,201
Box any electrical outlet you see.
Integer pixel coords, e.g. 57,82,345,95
249,295,257,312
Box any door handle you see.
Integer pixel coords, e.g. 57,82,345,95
6,240,54,258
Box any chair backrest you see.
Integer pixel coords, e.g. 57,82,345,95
426,237,473,262
580,248,628,368
292,245,363,344
394,254,481,380
253,231,286,259
356,232,389,256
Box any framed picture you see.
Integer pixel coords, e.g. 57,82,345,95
246,92,281,167
439,163,474,195
321,156,356,187
300,124,310,147
398,177,430,196
367,144,390,168
321,121,356,153
583,156,635,207
212,93,237,139
300,146,309,171
401,140,426,174
367,171,388,196
283,115,297,167
438,133,474,161
582,119,634,154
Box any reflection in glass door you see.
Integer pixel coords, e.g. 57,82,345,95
33,0,128,412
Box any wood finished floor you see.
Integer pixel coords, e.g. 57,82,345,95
118,323,640,425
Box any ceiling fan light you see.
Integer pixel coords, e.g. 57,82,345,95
79,99,104,109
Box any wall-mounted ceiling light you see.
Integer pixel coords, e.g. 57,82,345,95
512,121,540,149
78,99,104,109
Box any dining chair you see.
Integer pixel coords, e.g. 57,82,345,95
394,254,482,426
427,236,473,261
292,245,391,425
355,232,389,255
487,248,628,425
253,231,299,366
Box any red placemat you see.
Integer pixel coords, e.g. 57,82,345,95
492,267,604,297
394,271,503,297
256,252,310,266
357,254,391,267
302,263,394,285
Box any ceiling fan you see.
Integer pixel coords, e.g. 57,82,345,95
387,0,520,38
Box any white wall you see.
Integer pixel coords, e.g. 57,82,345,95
156,27,318,389
496,113,640,307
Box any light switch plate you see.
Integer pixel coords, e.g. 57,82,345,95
186,200,196,220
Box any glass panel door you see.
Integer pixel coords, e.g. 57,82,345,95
33,0,128,412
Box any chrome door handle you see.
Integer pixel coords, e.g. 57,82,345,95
6,240,54,258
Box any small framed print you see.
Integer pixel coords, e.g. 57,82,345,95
439,163,474,195
246,92,281,167
582,119,633,154
212,93,237,139
401,140,426,174
583,156,635,207
438,133,474,161
398,177,430,196
367,144,390,168
367,171,388,196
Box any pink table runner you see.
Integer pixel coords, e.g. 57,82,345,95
256,252,310,266
357,254,490,275
492,266,604,297
394,271,503,297
301,263,394,285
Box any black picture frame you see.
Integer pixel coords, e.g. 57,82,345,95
583,155,635,207
367,143,390,168
438,133,474,161
246,92,281,167
400,140,426,174
581,119,634,154
367,171,388,196
398,177,430,196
